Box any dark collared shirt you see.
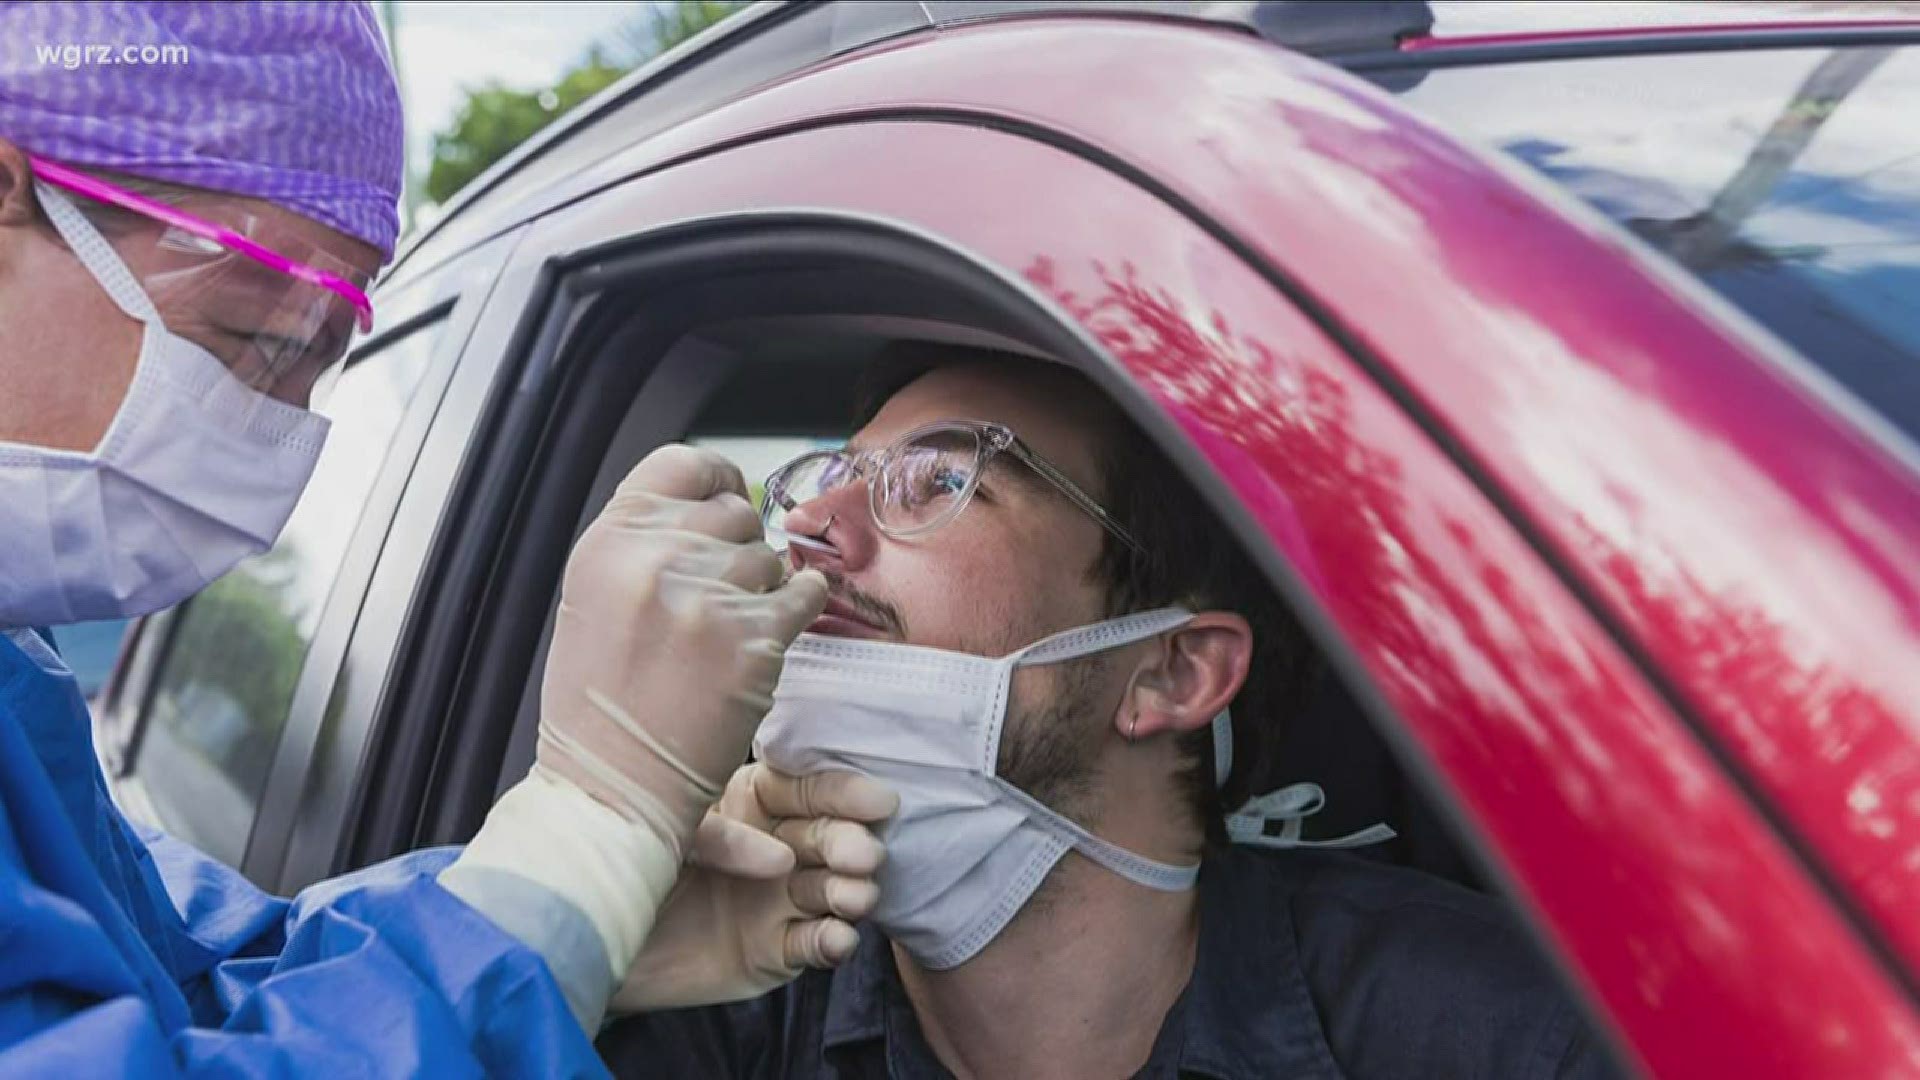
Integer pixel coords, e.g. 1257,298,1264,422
599,847,1619,1078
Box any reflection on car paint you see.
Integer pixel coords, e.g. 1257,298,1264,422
1025,243,1920,1073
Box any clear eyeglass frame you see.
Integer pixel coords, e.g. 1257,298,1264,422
761,419,1146,555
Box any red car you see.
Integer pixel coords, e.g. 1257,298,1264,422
97,2,1920,1075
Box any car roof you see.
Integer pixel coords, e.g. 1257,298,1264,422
381,0,1920,289
382,0,1430,285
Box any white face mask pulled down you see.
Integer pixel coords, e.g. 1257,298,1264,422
754,607,1395,971
0,184,330,629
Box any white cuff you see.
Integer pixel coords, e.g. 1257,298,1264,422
438,769,682,1031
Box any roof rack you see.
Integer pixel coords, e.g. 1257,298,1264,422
1237,1,1435,56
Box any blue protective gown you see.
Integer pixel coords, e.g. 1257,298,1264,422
0,627,612,1077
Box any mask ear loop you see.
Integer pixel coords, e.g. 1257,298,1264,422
1227,783,1399,850
1204,645,1392,849
35,182,162,326
1018,607,1191,751
1212,709,1232,786
1016,609,1233,775
1008,606,1394,850
1010,607,1194,666
1189,639,1394,850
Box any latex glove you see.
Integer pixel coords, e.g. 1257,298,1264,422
611,764,899,1013
537,444,829,847
440,445,828,1032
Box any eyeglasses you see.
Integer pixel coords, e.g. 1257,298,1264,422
30,155,374,401
762,420,1146,555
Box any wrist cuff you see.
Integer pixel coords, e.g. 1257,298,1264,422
439,770,682,1029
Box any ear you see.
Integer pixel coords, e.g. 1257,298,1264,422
0,140,39,228
1117,611,1252,742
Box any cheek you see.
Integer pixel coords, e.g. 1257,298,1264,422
875,513,1105,657
60,277,143,403
0,253,143,450
873,539,1025,654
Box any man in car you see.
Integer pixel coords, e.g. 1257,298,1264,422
598,344,1616,1078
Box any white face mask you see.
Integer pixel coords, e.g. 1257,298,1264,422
0,184,330,628
754,607,1394,970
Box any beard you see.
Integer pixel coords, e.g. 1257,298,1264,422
995,652,1110,829
992,653,1115,921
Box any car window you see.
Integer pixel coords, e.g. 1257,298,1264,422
692,434,842,512
1397,45,1920,446
56,618,132,700
130,322,444,867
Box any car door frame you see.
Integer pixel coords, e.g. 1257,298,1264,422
246,234,532,890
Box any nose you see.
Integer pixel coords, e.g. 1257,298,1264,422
783,482,874,574
782,493,834,539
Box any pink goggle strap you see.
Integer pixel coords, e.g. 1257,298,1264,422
28,154,373,332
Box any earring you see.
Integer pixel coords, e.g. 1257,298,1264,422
1127,712,1139,743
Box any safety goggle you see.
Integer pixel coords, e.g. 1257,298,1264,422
29,155,374,403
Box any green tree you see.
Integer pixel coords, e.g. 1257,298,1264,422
423,0,747,207
618,0,747,60
424,49,627,206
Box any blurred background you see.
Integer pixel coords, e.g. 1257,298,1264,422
378,0,747,237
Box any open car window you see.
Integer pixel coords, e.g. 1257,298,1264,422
691,436,841,513
606,330,1487,890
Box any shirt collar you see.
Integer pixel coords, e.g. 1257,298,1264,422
1172,849,1342,1079
818,848,1342,1078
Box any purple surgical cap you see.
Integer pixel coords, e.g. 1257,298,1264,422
0,1,404,258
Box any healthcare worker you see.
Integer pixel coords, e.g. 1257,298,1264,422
0,3,895,1075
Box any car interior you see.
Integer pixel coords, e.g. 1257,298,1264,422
472,268,1486,892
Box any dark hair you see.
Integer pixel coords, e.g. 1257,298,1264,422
855,342,1323,849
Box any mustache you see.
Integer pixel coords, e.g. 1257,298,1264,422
819,570,907,638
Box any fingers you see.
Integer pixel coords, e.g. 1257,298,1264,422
784,917,861,971
788,868,880,920
653,537,784,594
766,567,830,642
687,811,794,879
621,444,749,502
754,766,899,825
727,543,786,594
771,816,886,876
679,491,765,545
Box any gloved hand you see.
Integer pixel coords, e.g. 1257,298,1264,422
612,764,899,1013
537,444,828,848
439,445,829,1033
